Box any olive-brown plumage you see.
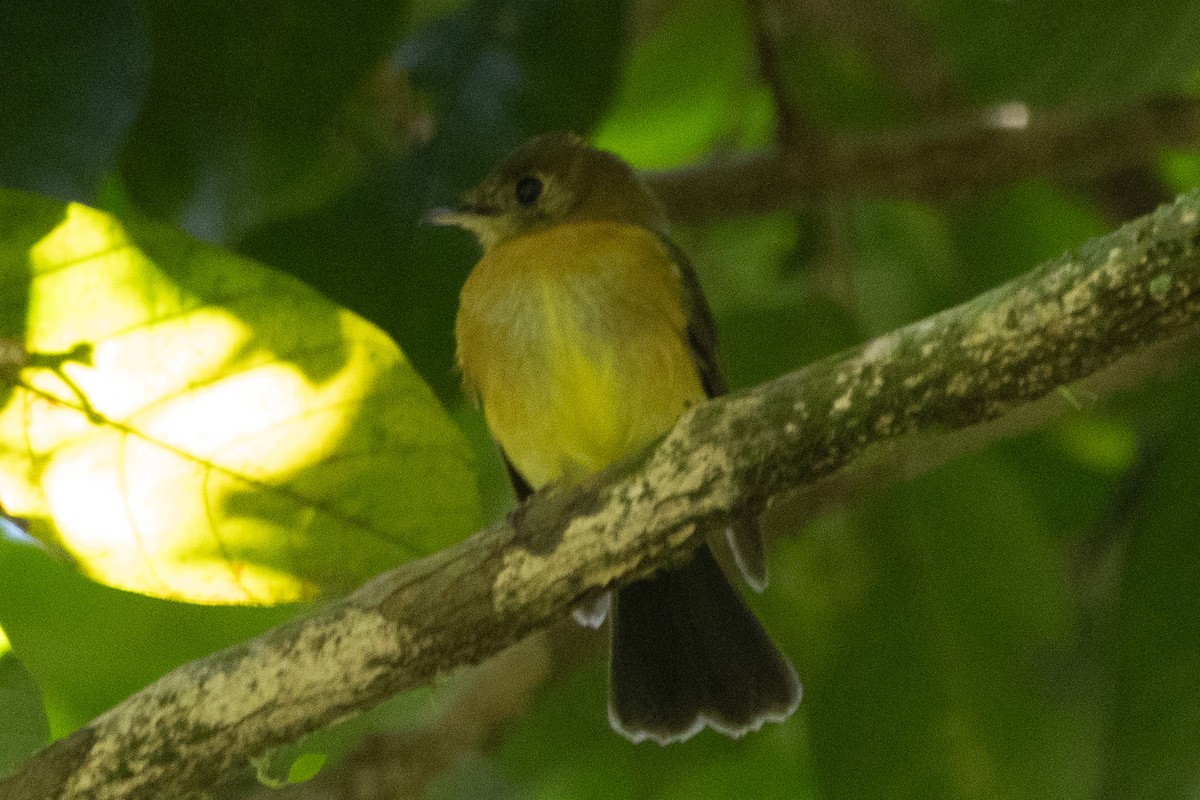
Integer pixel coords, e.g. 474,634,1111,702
435,132,800,744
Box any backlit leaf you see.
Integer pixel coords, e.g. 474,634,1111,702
0,189,478,604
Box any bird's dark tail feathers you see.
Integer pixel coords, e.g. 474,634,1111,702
608,544,801,744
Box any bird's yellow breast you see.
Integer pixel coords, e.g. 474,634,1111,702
456,221,705,488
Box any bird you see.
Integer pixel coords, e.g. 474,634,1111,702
430,132,801,744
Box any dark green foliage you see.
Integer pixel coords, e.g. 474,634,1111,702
4,0,1200,797
0,0,148,202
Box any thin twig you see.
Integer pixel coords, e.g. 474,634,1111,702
646,96,1200,223
744,0,812,150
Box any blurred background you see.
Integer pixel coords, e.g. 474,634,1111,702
4,0,1200,797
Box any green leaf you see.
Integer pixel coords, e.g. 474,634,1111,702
287,752,328,784
1108,369,1200,799
0,535,298,735
0,189,479,604
947,183,1108,299
121,0,413,241
593,0,767,169
785,456,1090,800
1158,148,1200,195
0,627,50,775
0,0,149,203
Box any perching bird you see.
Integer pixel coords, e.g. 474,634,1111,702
431,132,800,744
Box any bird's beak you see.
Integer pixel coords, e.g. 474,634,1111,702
423,203,499,247
424,207,469,228
426,181,496,229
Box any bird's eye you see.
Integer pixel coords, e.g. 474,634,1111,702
514,175,543,207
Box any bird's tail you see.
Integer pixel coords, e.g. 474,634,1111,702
608,544,801,744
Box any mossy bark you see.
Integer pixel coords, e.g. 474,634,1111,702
4,191,1199,800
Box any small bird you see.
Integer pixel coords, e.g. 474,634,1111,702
431,132,801,744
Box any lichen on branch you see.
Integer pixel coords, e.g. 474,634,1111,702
3,192,1200,800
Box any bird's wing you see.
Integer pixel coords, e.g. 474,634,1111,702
503,451,534,502
657,234,768,591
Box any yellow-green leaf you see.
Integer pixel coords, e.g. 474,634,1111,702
287,752,328,784
0,190,479,604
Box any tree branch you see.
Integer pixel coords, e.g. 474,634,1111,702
4,192,1200,800
744,0,813,150
647,96,1200,223
231,624,596,800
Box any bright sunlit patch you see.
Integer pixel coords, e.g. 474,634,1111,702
32,319,389,602
985,101,1030,130
28,202,127,266
0,192,480,604
27,204,185,349
0,623,10,656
